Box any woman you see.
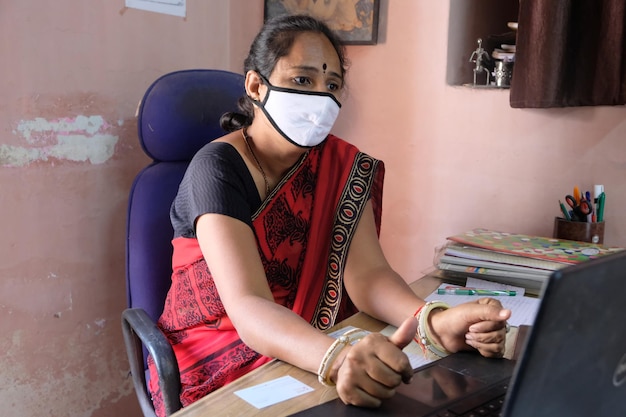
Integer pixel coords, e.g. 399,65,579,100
148,14,510,416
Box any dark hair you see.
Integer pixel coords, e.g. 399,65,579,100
220,14,348,132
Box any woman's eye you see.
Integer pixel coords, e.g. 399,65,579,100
293,76,310,86
327,82,340,92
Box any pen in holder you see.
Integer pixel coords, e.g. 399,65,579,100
553,217,605,244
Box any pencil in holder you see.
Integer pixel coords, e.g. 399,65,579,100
553,217,605,244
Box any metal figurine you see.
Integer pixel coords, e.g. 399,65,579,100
469,38,490,86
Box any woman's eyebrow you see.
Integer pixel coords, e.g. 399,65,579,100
291,65,343,80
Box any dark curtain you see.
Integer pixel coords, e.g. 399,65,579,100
510,0,626,108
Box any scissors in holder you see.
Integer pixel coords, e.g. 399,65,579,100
565,195,593,221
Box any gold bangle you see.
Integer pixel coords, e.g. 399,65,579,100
415,301,451,359
317,328,369,386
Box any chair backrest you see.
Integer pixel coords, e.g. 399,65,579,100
125,68,245,344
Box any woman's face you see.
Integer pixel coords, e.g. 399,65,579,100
268,31,344,101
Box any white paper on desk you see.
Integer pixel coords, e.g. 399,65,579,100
234,375,314,409
426,279,540,327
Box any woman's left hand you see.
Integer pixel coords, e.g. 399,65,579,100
333,316,416,408
429,298,511,357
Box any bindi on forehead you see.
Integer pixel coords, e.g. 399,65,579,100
323,63,327,73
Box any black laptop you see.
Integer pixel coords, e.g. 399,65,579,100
292,250,626,417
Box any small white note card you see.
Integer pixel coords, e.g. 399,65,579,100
234,375,314,409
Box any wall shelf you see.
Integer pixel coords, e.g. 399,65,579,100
446,0,519,87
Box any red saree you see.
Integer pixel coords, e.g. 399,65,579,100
148,135,385,415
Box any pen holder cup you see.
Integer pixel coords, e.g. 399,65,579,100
553,217,605,244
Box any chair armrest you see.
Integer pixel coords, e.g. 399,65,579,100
121,308,182,417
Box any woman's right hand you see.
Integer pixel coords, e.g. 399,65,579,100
333,317,417,407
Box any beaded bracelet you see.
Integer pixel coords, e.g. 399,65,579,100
317,328,370,386
414,301,451,359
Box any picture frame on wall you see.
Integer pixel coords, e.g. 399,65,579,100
264,0,380,45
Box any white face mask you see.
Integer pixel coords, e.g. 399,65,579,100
254,76,342,148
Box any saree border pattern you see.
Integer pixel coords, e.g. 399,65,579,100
312,152,379,330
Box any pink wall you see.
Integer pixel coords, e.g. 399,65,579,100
334,2,626,282
1,1,623,416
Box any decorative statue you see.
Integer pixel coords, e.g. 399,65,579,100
469,38,490,86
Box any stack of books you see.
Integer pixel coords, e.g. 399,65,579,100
434,229,624,296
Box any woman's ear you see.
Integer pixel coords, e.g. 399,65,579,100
245,70,264,102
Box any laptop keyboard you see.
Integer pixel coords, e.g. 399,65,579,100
435,381,509,417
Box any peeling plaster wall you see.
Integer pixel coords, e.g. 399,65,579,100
4,115,120,166
0,1,261,416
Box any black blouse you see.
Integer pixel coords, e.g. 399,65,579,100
170,141,261,238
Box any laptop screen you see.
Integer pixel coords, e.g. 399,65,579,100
399,364,487,408
503,249,626,417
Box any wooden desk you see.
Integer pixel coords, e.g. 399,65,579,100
172,275,518,417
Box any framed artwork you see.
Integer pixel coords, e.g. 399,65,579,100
264,0,380,45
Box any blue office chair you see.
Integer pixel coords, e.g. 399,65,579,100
121,69,245,417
